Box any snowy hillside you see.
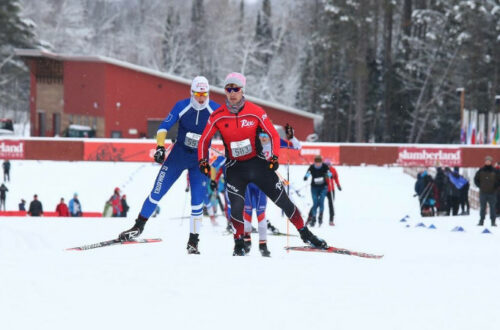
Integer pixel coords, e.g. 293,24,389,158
1,161,499,330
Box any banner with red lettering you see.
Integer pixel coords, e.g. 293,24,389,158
84,141,162,161
0,140,25,159
83,140,339,165
397,147,462,167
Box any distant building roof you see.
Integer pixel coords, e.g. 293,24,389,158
15,48,323,121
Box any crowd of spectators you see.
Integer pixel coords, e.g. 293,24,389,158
414,167,470,217
414,156,500,226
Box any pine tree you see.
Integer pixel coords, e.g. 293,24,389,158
0,0,35,119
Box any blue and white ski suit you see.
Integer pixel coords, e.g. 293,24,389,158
139,98,220,233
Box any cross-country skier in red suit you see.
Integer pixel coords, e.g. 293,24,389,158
198,72,328,256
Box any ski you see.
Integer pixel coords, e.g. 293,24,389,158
284,246,383,259
66,238,162,251
270,232,298,237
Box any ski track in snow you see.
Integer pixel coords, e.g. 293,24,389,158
1,161,499,330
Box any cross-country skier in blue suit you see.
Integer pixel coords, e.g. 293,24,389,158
118,76,220,254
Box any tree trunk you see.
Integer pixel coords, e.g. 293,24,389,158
382,0,394,142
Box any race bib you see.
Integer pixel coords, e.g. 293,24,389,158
314,177,325,184
230,139,252,157
185,132,201,148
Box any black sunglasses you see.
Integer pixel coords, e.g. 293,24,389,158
225,87,242,93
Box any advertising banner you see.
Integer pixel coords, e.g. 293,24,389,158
397,147,462,167
84,141,160,161
83,140,339,165
0,140,25,159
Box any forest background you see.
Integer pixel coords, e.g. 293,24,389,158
1,0,499,143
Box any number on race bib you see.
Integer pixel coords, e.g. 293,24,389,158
185,132,201,148
230,139,252,157
313,177,325,184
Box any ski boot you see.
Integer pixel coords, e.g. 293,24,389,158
243,234,252,253
259,242,271,257
186,233,200,254
118,215,147,241
233,238,246,256
299,226,328,249
306,214,316,227
329,216,335,226
478,219,484,226
318,213,323,227
267,221,280,234
492,220,497,227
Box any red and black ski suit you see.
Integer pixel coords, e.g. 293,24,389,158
198,100,305,239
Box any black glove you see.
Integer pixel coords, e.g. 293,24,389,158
153,146,166,164
303,176,308,181
267,155,279,171
285,123,294,140
199,159,210,177
210,180,217,190
338,186,342,191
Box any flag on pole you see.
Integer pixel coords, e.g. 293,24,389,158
491,114,497,145
495,114,500,145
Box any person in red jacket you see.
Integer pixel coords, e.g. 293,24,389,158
198,72,327,255
325,159,341,226
55,197,70,217
109,187,123,217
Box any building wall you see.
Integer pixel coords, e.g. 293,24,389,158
35,82,64,136
64,62,106,136
27,57,316,139
103,64,181,138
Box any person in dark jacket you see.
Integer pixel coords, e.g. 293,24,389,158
414,170,436,216
474,156,500,226
121,195,130,217
28,194,43,217
434,167,447,214
19,199,26,211
0,183,8,211
304,155,332,227
446,167,467,216
2,160,10,182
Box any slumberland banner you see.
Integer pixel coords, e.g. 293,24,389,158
397,147,462,167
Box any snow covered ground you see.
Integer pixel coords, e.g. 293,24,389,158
1,161,499,330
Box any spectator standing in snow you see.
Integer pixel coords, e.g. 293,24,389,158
69,193,82,217
414,170,436,216
434,167,447,214
474,156,500,226
121,195,129,217
28,194,43,216
18,199,26,211
445,167,468,216
457,167,470,216
55,198,70,216
0,183,8,211
495,161,500,216
2,160,10,182
109,187,123,217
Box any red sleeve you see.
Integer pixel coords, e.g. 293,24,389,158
257,108,281,158
330,166,340,187
198,114,219,161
